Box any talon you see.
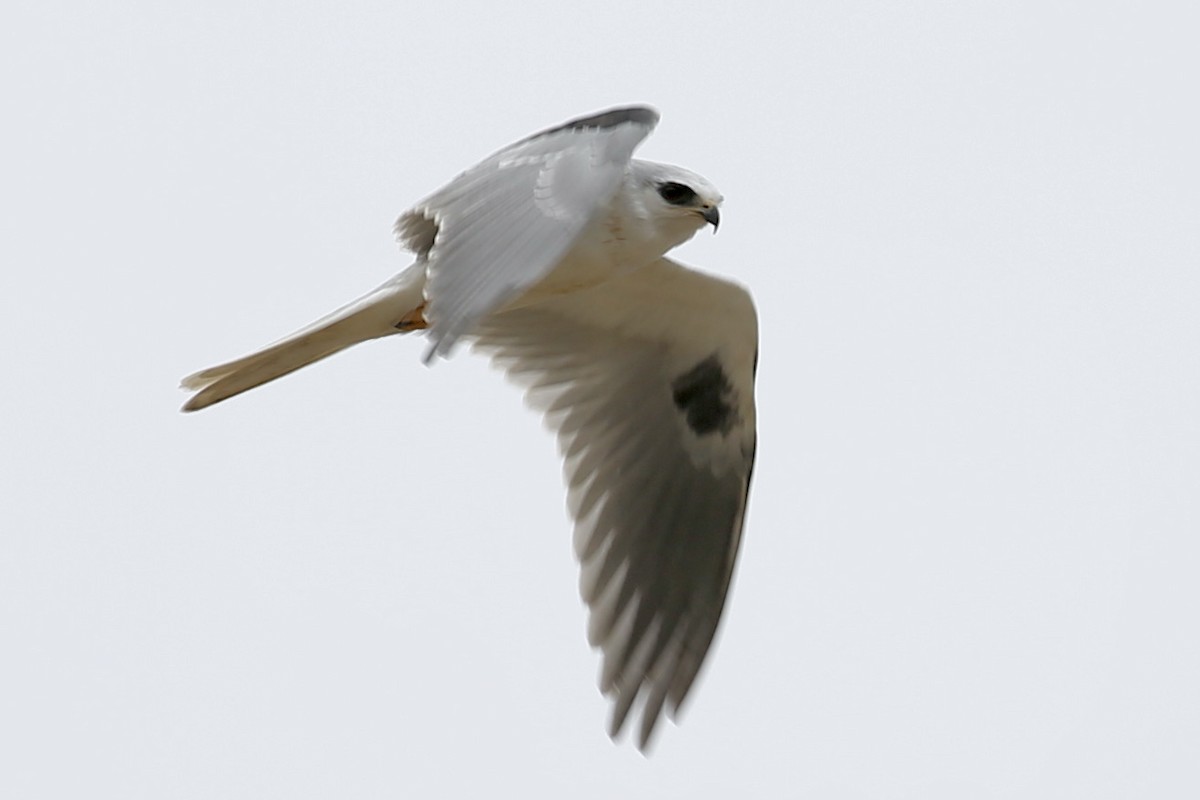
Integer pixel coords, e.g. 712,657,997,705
396,303,428,332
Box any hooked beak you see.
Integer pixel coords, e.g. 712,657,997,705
701,205,720,232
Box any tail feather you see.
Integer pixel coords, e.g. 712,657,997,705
180,269,425,412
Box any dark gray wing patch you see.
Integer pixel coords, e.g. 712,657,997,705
395,209,439,258
516,106,660,147
671,354,736,436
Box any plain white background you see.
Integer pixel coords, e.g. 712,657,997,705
3,1,1198,797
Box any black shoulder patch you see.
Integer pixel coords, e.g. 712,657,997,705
523,106,659,144
671,354,736,436
394,209,439,257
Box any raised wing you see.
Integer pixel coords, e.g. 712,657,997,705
474,257,758,748
396,106,660,361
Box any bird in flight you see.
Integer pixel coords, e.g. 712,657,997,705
180,106,758,749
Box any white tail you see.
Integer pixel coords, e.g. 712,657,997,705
180,268,425,412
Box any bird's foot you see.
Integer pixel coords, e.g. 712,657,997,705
396,303,428,332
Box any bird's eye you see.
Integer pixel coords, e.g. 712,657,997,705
657,182,697,206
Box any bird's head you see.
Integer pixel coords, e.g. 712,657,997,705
630,161,723,249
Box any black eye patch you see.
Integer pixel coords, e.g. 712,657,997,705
657,182,697,206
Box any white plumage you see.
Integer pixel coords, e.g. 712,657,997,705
181,106,757,749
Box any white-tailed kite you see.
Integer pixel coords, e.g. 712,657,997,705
181,106,758,749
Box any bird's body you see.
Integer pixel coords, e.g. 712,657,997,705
181,107,757,748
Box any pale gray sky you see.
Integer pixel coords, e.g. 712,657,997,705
3,1,1198,797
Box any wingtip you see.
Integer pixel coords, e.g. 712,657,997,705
420,342,440,366
605,704,663,756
